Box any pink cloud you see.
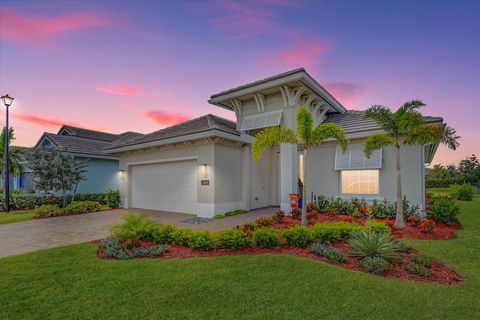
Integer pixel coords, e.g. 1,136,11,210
324,81,369,108
13,112,82,128
257,40,333,68
0,7,110,47
144,111,192,127
95,85,144,97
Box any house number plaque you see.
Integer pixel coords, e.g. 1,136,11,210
201,180,210,186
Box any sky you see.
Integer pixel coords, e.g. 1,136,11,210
0,0,478,166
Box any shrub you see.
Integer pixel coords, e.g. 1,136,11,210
306,202,319,213
213,214,225,219
171,228,193,246
34,204,62,217
427,197,459,224
253,228,280,248
412,254,432,269
100,238,170,260
224,209,248,216
255,216,274,227
110,213,160,241
273,210,286,223
215,229,251,250
364,220,391,234
240,222,257,235
105,189,121,208
310,222,362,244
188,231,215,251
327,198,356,215
420,219,436,233
370,200,396,218
358,256,390,274
425,178,465,188
309,243,347,263
290,207,302,220
283,225,311,247
407,214,421,226
152,224,177,244
393,241,413,253
406,263,432,277
348,232,399,262
9,193,39,210
65,201,101,215
449,183,474,201
315,195,331,213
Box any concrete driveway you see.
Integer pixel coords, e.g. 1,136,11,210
0,207,277,258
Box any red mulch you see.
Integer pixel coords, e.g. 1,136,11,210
95,240,463,286
269,215,461,240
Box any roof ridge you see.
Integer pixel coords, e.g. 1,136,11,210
62,125,119,136
47,133,111,144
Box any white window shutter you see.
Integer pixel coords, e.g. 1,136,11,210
335,144,382,170
240,111,283,131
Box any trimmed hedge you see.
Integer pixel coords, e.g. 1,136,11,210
65,201,101,215
0,192,108,211
425,178,465,188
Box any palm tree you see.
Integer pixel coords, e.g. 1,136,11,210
0,127,25,193
363,100,459,229
253,105,349,226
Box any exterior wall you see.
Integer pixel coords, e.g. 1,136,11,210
75,158,119,194
213,143,246,214
306,141,425,208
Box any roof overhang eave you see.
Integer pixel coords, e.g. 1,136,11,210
208,70,346,114
105,130,250,154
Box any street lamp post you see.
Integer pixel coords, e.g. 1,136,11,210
1,94,14,213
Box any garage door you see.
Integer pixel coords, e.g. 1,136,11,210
130,160,197,213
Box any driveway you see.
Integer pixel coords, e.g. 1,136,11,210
0,207,277,258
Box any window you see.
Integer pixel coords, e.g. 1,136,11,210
341,170,379,195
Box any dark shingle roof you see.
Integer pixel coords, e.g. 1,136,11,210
59,125,120,142
324,110,444,134
43,133,114,156
107,114,239,149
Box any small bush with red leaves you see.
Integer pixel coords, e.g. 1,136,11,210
241,222,257,235
407,214,421,226
420,219,436,233
273,210,286,223
307,211,317,221
306,202,319,213
255,216,274,227
290,207,302,220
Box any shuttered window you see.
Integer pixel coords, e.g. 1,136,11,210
335,144,382,170
240,111,283,131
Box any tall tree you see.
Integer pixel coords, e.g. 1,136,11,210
0,127,25,193
363,100,460,229
459,154,480,183
253,105,348,226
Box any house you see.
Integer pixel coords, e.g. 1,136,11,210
31,126,142,194
105,68,443,217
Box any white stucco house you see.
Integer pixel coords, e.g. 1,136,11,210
106,68,443,218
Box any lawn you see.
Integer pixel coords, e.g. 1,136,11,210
0,210,35,225
0,189,479,319
0,205,111,225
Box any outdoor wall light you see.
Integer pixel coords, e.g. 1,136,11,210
201,163,208,179
119,170,125,180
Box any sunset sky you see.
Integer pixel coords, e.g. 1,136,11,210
0,0,478,166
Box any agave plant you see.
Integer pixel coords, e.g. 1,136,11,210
348,231,399,262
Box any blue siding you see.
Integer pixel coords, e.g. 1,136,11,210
75,158,119,194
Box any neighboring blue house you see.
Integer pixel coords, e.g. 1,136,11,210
26,125,142,194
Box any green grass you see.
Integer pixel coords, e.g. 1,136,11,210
1,194,479,319
0,210,35,225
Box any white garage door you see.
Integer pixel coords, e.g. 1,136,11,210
130,160,197,213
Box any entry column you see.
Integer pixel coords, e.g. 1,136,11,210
279,143,298,212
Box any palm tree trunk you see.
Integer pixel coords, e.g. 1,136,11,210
394,145,405,229
301,148,308,227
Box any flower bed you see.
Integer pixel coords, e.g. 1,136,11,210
96,240,462,285
96,213,463,285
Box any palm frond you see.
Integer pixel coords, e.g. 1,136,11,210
397,100,425,113
363,105,396,133
297,105,314,145
396,110,424,133
404,124,460,150
252,126,297,161
363,133,395,158
310,123,349,151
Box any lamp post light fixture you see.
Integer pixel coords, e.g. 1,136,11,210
1,94,14,213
